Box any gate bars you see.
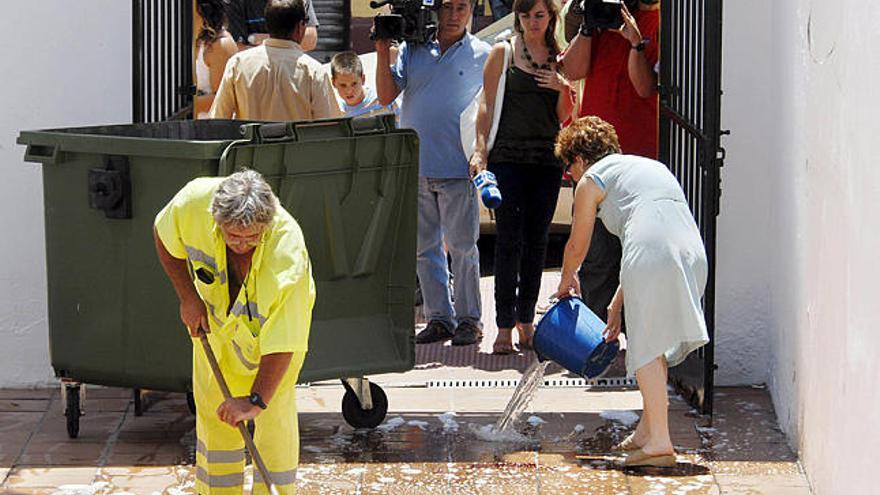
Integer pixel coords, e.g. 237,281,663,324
659,0,726,415
133,0,194,123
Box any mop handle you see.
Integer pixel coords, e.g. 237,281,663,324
199,334,280,495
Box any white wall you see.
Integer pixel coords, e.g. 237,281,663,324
0,2,132,386
723,0,880,492
714,0,775,386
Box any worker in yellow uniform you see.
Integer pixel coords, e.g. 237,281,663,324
154,169,315,495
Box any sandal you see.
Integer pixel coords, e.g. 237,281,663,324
612,433,641,452
624,448,677,468
493,328,516,355
516,324,535,350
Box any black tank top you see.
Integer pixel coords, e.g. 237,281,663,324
488,50,563,168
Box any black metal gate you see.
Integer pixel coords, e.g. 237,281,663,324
133,0,194,123
659,0,726,414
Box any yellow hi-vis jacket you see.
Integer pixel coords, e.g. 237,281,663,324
154,177,315,377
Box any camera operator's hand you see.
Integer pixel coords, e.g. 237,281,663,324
614,3,642,46
469,151,487,178
375,35,394,55
535,69,570,93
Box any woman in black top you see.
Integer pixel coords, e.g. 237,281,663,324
469,0,574,354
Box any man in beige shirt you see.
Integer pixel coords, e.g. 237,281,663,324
209,0,342,121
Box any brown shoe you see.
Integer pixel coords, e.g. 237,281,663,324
612,433,641,452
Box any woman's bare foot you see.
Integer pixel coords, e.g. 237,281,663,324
516,322,535,350
493,328,515,354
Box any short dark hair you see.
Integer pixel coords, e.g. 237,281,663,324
330,51,364,79
265,0,306,39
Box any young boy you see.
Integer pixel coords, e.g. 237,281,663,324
330,51,399,121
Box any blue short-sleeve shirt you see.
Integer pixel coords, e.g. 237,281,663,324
391,34,490,179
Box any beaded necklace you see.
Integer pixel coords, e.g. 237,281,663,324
521,38,555,71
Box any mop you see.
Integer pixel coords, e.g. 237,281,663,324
198,333,280,495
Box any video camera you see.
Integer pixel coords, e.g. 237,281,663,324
576,0,638,33
370,0,440,44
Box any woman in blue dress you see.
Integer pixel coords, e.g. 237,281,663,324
553,116,710,467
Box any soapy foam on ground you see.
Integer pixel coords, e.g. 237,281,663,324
438,412,459,432
377,416,406,432
526,415,546,427
53,483,109,495
407,420,429,430
470,423,529,443
599,410,640,426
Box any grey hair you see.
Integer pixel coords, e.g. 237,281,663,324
210,169,278,228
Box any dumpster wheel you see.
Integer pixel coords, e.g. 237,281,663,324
63,383,82,439
341,380,388,429
186,392,197,415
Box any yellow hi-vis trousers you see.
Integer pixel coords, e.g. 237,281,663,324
193,335,305,495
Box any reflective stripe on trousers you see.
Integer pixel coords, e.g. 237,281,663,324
193,337,305,495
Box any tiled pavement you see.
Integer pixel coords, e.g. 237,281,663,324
0,384,811,494
0,274,812,494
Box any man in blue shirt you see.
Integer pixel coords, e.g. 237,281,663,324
376,0,490,346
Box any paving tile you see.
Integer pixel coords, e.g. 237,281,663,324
16,441,106,466
705,461,803,477
2,466,98,489
0,401,51,414
0,413,44,437
536,452,629,495
361,462,448,495
93,466,180,494
80,387,134,399
0,488,60,495
448,460,539,495
0,390,54,400
626,472,719,495
103,442,192,466
714,473,812,494
296,462,363,495
31,411,123,443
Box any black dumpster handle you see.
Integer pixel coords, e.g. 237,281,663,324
24,143,60,165
218,138,252,175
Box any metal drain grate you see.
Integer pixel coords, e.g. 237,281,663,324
425,377,637,389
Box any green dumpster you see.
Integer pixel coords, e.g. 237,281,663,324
18,116,418,435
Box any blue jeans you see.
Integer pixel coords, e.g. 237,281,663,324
417,177,482,329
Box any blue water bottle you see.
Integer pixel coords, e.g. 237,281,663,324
473,170,502,209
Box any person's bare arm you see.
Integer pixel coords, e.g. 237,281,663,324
251,353,294,404
206,37,239,100
619,5,656,98
375,39,402,106
153,227,207,336
216,351,300,426
207,58,237,119
301,27,318,51
555,178,605,297
561,32,592,81
468,43,506,176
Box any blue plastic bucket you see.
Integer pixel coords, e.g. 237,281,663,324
533,297,619,379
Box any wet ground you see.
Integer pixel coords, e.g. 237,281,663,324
0,273,812,494
0,384,811,494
